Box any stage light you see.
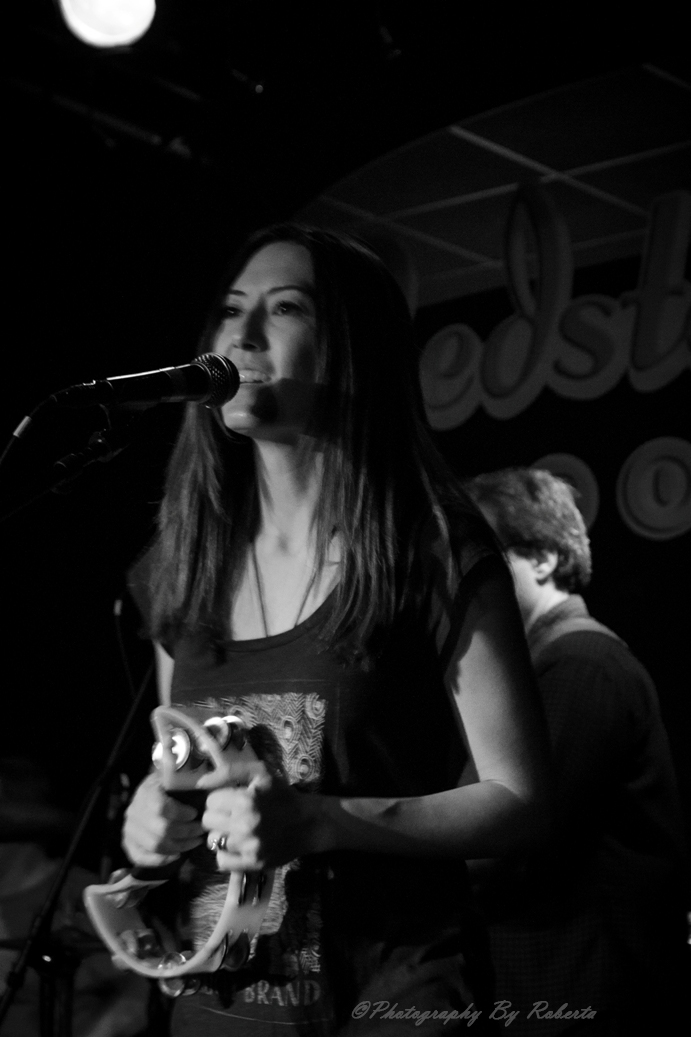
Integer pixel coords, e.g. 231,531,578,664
58,0,156,48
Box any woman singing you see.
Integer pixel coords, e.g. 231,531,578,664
123,225,551,1036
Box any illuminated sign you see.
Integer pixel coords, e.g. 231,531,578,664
420,189,690,427
419,187,691,540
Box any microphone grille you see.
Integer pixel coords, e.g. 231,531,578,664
193,354,240,406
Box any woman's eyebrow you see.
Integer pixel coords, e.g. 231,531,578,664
269,284,316,297
225,283,315,298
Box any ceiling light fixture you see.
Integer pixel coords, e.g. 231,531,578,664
58,0,156,48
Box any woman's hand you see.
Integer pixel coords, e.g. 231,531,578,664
122,772,205,868
201,764,323,871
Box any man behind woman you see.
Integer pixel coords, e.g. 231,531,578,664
465,468,687,1037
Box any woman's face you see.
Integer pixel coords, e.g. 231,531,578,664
212,241,321,443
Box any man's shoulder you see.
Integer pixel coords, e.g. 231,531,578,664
530,597,621,661
537,625,632,671
535,608,657,699
532,598,654,676
546,614,620,641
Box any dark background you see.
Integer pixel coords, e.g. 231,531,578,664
2,3,689,869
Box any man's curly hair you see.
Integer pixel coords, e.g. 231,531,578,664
465,467,592,592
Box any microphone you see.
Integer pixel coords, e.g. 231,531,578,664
50,353,240,408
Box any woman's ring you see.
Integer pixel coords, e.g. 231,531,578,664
217,834,228,852
208,835,219,852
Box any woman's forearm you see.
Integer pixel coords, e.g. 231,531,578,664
309,780,550,860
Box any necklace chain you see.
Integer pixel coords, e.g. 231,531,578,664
250,543,318,638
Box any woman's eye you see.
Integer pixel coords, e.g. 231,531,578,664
221,305,241,320
273,300,301,315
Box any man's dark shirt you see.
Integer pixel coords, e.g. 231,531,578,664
475,596,687,1035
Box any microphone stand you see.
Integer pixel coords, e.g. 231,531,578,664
0,420,140,525
0,655,155,1035
0,407,159,1032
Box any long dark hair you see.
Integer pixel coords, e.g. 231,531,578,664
148,224,492,658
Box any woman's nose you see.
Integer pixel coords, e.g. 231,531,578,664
233,335,259,352
232,307,266,351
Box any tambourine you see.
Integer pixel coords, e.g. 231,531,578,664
83,706,274,996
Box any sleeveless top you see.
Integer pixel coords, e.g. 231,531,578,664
128,522,502,1036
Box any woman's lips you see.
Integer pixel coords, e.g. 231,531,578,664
238,370,271,384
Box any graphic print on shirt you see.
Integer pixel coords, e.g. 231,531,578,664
188,691,327,981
